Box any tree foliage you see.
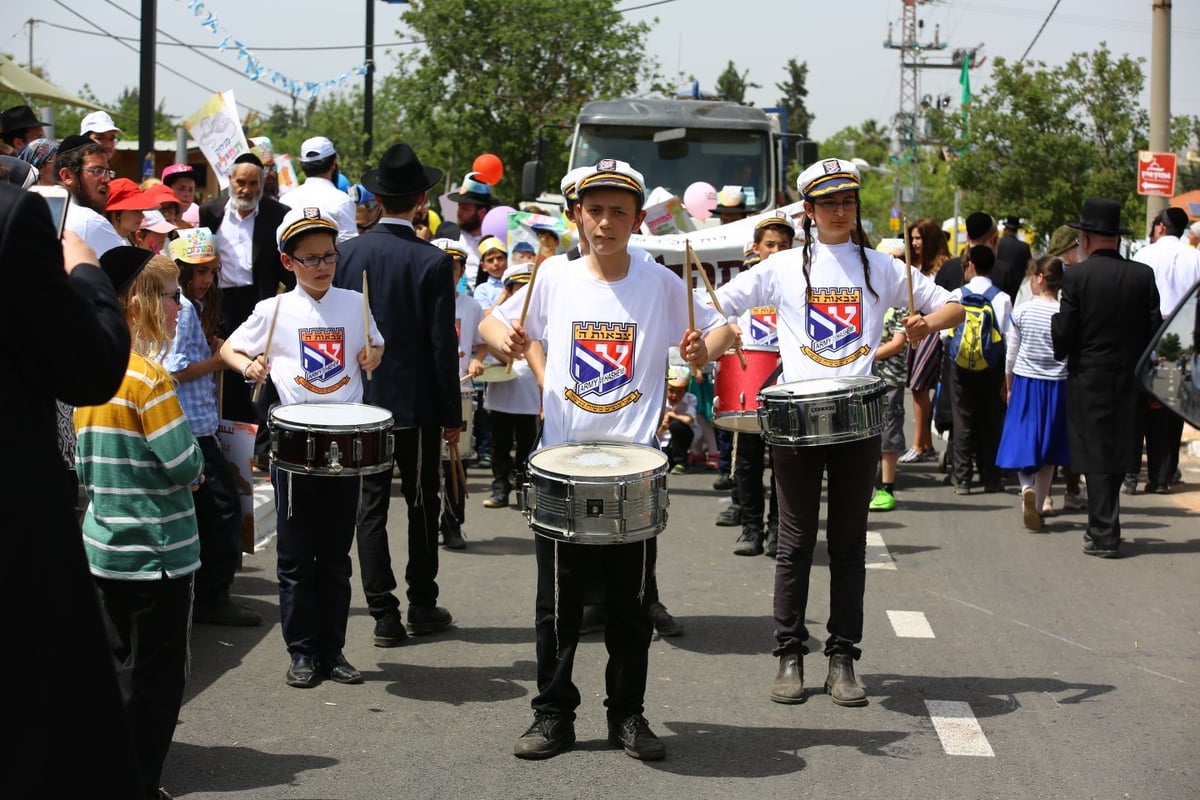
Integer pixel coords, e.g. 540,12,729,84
775,58,814,140
714,61,760,106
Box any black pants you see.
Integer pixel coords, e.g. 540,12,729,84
734,431,777,532
1145,405,1185,487
192,435,243,607
715,426,734,474
94,574,193,798
1084,472,1124,548
274,469,359,658
357,426,443,617
663,419,694,469
218,285,260,427
950,366,1005,486
490,410,538,495
771,436,879,659
533,534,656,721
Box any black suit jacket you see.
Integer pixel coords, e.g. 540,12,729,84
198,195,293,302
994,235,1032,300
1,182,142,796
334,223,463,429
1052,249,1162,471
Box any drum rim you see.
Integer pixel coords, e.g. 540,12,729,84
720,344,780,354
759,375,885,399
527,441,668,481
270,402,394,428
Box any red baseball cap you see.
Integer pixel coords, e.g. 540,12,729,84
105,178,157,212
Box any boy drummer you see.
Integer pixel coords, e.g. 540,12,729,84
220,207,384,688
480,159,734,761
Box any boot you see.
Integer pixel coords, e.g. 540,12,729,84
769,654,805,704
824,654,868,706
733,527,764,556
763,523,778,558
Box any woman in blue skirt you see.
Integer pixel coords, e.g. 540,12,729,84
996,256,1070,530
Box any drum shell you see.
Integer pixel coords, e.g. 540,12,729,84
713,346,781,432
758,377,887,447
269,403,395,476
521,443,669,544
441,393,476,461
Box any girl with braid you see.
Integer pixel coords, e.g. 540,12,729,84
716,159,963,708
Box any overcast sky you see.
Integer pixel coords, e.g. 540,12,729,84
6,0,1198,147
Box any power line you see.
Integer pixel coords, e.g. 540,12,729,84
1020,0,1065,62
33,19,422,51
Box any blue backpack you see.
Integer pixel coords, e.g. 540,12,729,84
947,284,1005,371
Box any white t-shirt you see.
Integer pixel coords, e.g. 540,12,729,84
493,250,725,447
484,359,542,415
216,203,257,288
1136,234,1200,317
660,390,700,443
281,176,358,244
226,285,384,406
716,241,954,383
454,292,484,379
64,203,126,257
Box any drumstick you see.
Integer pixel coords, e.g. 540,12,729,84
902,218,915,317
460,373,474,383
362,271,373,382
683,244,703,381
455,441,468,495
447,442,461,504
507,257,541,374
690,245,746,369
251,294,282,403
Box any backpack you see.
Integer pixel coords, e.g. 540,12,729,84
947,284,1005,371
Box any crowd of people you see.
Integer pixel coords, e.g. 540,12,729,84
7,94,1198,795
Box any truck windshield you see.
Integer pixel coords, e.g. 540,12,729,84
572,124,771,209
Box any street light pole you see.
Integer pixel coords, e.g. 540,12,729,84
364,0,375,160
1146,0,1171,231
138,0,157,178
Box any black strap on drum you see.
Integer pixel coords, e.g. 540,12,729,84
760,362,784,394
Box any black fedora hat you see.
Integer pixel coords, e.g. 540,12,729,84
361,142,443,197
446,171,497,207
99,246,154,296
1067,197,1132,236
1,104,45,134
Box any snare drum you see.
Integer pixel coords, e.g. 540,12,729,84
713,345,781,432
521,442,669,544
441,393,476,461
475,364,516,383
269,402,394,476
758,376,887,447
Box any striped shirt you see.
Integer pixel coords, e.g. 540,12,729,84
1006,296,1067,381
75,352,204,581
164,296,220,437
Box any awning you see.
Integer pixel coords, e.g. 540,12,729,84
0,54,108,112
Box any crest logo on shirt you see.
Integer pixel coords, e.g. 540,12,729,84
802,288,872,368
749,306,778,346
295,327,352,394
565,321,642,413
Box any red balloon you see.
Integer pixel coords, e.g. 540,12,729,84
472,153,504,186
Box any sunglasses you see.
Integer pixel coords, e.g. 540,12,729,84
160,289,183,304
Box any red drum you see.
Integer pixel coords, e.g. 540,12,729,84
712,346,781,432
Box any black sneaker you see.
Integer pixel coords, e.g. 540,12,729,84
1083,540,1121,559
715,505,742,526
733,528,764,556
763,525,778,558
607,713,666,760
442,527,467,550
407,604,454,635
373,611,409,647
712,472,733,491
513,712,575,759
649,602,683,637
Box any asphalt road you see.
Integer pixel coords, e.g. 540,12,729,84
167,437,1200,800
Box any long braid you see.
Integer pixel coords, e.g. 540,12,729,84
801,215,815,301
854,204,878,300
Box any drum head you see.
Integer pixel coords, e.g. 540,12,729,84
529,442,667,478
762,376,881,398
271,402,393,427
476,365,517,383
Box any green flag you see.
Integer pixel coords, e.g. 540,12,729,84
959,57,971,146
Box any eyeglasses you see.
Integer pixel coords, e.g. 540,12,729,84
160,289,183,304
92,134,119,144
81,166,115,179
291,253,340,268
813,198,859,212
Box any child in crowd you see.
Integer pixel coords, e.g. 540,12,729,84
659,368,699,475
869,306,909,511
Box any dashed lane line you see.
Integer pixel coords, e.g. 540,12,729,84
887,610,935,638
925,700,995,757
865,530,896,570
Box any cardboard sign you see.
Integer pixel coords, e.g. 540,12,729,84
1137,151,1178,197
215,418,258,554
183,91,250,191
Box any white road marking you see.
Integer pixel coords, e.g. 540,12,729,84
887,610,935,638
925,700,995,757
865,530,896,570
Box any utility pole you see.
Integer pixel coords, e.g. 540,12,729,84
138,0,157,179
364,0,375,160
1146,0,1171,231
27,18,34,70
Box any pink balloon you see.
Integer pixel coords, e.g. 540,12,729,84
683,181,717,221
481,205,517,242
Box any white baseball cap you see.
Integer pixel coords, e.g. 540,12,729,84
80,111,122,135
300,136,337,163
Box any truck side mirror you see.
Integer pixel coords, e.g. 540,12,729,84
522,160,546,200
1138,282,1200,427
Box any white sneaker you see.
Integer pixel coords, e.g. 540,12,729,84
1041,497,1054,517
1063,489,1087,510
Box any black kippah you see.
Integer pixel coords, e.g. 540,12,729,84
233,152,263,169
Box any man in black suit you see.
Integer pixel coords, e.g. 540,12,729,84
198,152,290,426
993,215,1032,300
1,180,142,797
1052,197,1162,558
335,143,464,645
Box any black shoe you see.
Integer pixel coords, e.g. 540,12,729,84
373,611,409,647
285,655,319,688
1083,540,1121,559
607,713,666,760
733,528,764,556
442,527,467,550
715,505,742,527
712,472,733,491
513,712,575,760
407,604,454,635
580,603,607,634
770,654,805,704
824,654,868,706
763,526,778,558
317,653,363,684
649,602,683,637
193,595,263,627
1122,476,1138,495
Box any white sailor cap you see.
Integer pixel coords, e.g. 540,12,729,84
559,166,593,203
276,206,338,251
432,237,468,260
754,210,796,235
502,262,533,285
575,159,647,206
796,157,861,199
